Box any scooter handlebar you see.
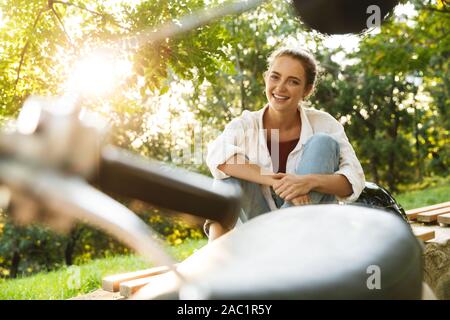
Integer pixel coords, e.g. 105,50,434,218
96,145,242,230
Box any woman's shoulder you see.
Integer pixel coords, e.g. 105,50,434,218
225,108,262,130
304,107,340,123
303,106,343,131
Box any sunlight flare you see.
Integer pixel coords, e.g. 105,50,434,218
67,51,133,98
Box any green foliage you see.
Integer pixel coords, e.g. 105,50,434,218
0,212,67,278
147,214,205,246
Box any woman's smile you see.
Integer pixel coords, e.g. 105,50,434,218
272,93,290,101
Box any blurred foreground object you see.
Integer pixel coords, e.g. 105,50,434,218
0,95,240,269
293,0,399,34
355,182,408,222
112,0,400,54
132,206,423,300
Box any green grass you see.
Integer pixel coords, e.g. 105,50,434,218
395,177,450,210
0,238,207,300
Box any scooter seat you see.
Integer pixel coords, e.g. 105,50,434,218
176,204,422,299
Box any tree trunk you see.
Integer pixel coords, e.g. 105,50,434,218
370,154,380,185
65,227,82,266
414,105,423,180
10,250,20,279
412,85,423,181
366,122,380,184
387,76,399,192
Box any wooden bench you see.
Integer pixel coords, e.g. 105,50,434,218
438,213,450,226
406,201,450,224
417,207,450,223
406,201,450,244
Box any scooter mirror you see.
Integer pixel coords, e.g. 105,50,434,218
293,0,399,34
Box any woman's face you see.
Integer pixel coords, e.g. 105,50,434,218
264,55,311,112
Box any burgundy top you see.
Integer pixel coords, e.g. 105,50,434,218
267,138,300,173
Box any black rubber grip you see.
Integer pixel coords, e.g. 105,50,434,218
95,145,241,229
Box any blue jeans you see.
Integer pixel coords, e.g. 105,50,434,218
204,133,340,236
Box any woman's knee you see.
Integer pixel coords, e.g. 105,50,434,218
305,133,340,157
296,133,340,174
222,176,257,192
222,176,241,186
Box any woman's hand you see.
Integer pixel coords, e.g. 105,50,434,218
271,173,315,202
291,194,311,205
208,222,228,242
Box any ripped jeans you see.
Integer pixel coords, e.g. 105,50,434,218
204,133,340,237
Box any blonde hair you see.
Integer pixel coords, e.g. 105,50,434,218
267,47,319,94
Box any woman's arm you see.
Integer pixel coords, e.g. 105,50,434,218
208,222,228,243
273,173,353,201
327,117,365,202
218,154,278,186
310,173,353,198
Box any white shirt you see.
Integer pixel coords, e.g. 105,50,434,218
206,104,366,210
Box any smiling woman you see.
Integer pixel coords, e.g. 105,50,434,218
204,46,365,241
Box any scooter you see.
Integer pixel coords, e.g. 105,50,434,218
1,0,423,299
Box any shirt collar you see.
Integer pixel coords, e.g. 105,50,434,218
297,103,314,147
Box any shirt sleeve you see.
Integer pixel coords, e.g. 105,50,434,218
326,117,366,203
206,117,248,179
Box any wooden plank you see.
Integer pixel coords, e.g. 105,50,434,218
129,271,182,300
438,213,450,226
413,229,435,242
120,271,179,298
416,207,450,223
406,211,418,221
406,201,450,215
120,277,155,298
102,264,177,292
422,282,437,300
